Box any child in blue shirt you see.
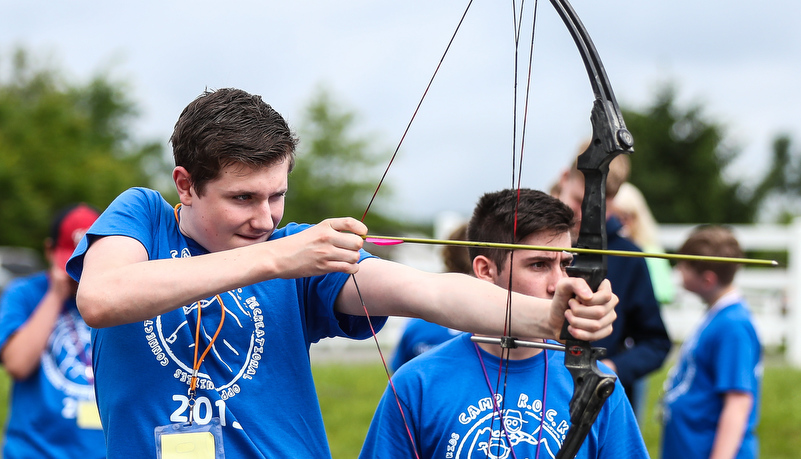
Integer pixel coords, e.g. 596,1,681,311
361,189,647,459
662,225,762,458
0,204,104,459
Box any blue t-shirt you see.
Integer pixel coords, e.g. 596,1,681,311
0,272,105,459
360,333,648,459
662,295,762,459
66,187,384,458
390,318,463,372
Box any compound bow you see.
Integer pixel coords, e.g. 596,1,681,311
361,1,635,457
549,0,633,457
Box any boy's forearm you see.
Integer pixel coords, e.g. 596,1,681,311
337,259,614,341
78,221,367,328
78,236,288,328
1,289,63,379
337,258,557,339
709,391,753,459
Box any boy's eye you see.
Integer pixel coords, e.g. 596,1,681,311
233,194,251,201
268,192,286,203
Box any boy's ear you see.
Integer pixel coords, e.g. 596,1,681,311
472,256,497,283
173,167,194,205
701,270,719,289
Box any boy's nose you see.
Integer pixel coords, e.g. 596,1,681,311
251,203,275,233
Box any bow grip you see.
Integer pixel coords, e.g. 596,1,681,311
554,347,617,459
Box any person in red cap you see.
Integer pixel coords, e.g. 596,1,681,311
0,203,105,459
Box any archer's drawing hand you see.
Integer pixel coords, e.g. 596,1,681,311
271,217,367,278
550,278,617,342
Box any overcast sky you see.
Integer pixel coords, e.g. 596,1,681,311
3,0,799,223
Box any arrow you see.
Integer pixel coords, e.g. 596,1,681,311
363,234,778,266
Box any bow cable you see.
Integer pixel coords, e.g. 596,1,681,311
353,2,476,457
361,0,476,222
496,2,553,458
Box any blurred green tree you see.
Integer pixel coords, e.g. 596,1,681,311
0,48,171,251
623,85,757,224
748,134,801,223
284,88,413,235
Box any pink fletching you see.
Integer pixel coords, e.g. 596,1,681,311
365,238,404,246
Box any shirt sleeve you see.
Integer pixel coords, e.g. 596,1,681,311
67,187,161,282
712,319,760,395
0,275,43,350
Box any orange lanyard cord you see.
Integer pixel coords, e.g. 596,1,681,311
190,294,226,393
173,202,227,394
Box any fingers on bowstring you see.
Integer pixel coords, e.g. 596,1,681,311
332,259,362,275
325,217,368,247
317,217,367,251
325,216,368,236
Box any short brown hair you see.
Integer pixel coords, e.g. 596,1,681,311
170,88,298,196
441,223,472,275
678,225,743,286
467,189,575,272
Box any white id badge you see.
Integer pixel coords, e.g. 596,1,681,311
155,418,224,459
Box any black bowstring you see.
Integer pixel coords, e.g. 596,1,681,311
488,1,541,458
353,0,546,456
349,274,421,459
361,0,476,223
353,1,476,456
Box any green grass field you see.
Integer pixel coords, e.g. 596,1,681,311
313,357,801,458
0,357,797,457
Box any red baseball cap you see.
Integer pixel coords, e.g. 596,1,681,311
51,204,100,271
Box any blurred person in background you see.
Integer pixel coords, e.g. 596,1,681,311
662,225,762,459
554,149,671,420
612,182,675,306
0,204,104,459
611,181,676,422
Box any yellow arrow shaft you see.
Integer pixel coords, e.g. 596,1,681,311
363,234,778,267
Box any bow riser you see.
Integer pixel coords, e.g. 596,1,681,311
550,0,634,457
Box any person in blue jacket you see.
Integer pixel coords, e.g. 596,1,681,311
554,152,671,419
66,88,619,459
662,225,761,459
360,189,648,459
0,203,104,459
